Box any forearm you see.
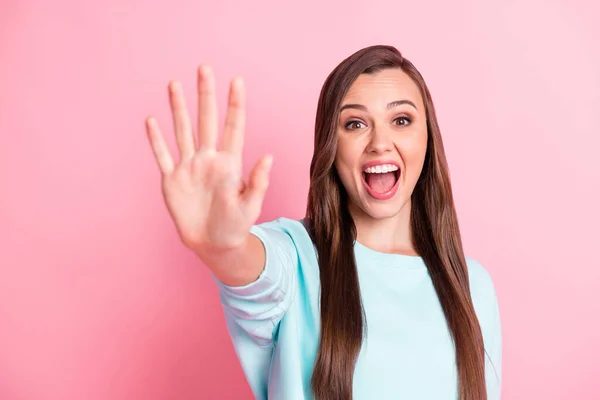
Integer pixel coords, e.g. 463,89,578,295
194,233,266,287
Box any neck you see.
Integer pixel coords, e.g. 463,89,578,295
348,199,418,256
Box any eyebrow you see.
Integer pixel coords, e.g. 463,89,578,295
340,99,418,112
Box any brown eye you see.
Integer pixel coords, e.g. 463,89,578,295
394,116,412,126
344,120,366,130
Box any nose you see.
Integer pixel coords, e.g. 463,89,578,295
366,123,394,154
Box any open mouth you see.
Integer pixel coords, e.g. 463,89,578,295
361,164,401,199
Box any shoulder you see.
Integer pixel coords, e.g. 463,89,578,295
464,256,501,341
252,217,313,246
465,257,497,302
465,257,503,392
254,216,307,233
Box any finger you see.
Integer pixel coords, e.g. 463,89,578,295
197,65,218,150
241,155,273,211
221,77,245,161
145,116,175,175
168,81,195,160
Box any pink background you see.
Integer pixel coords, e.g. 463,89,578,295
1,0,599,399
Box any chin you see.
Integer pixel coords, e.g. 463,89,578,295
352,190,409,221
365,202,407,220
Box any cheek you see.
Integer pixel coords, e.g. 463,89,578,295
335,137,360,173
399,133,428,177
405,127,428,153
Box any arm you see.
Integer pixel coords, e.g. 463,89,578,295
195,232,267,287
486,292,503,400
213,220,298,344
466,258,503,399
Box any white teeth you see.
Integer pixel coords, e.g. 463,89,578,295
363,164,399,173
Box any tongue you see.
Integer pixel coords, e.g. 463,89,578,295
365,172,396,193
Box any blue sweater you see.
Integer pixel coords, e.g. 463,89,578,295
213,217,502,399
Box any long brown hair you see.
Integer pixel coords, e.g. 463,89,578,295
305,45,487,400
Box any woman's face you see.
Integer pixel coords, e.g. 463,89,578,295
335,68,428,220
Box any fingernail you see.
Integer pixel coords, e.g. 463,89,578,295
169,81,180,92
265,155,273,170
200,65,212,77
234,77,244,90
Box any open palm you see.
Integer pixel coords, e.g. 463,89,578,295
145,66,273,253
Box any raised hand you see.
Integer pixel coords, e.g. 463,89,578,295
146,65,273,255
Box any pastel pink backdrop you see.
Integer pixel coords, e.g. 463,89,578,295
1,0,598,399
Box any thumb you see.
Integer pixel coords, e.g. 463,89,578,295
241,155,273,214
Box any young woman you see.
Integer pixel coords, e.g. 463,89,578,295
145,45,502,400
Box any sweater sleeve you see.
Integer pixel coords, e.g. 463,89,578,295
212,219,298,346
